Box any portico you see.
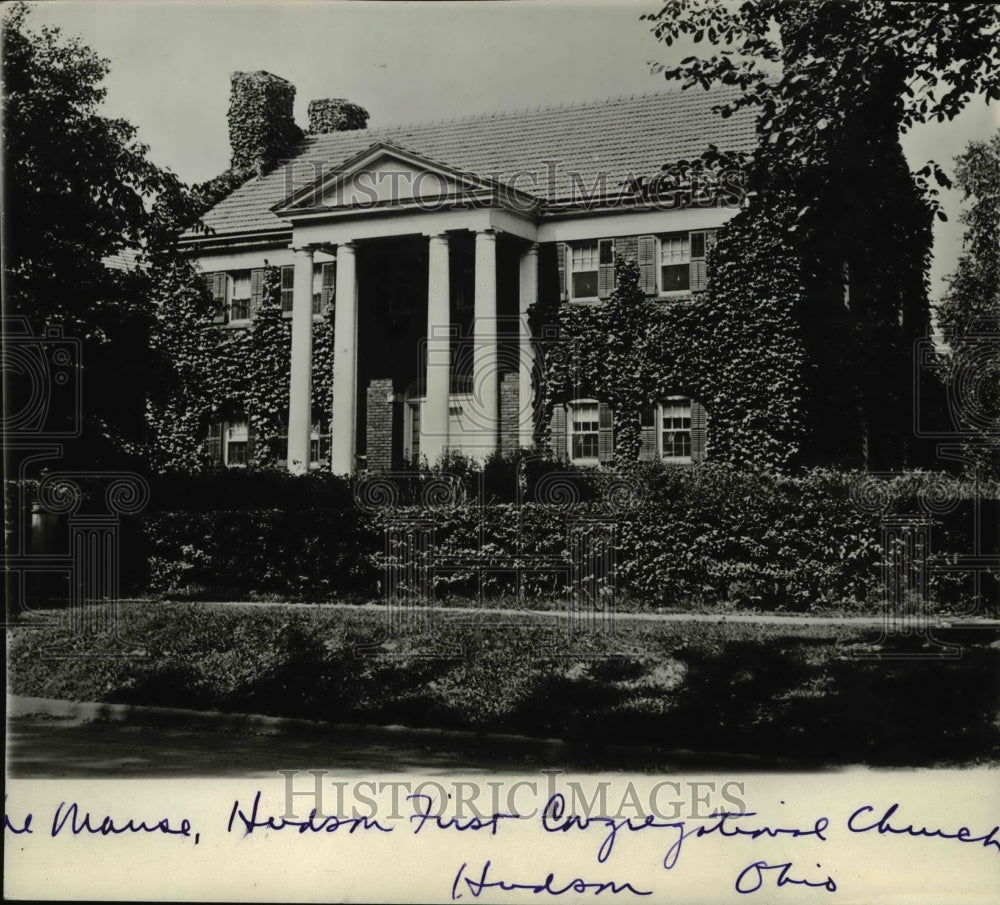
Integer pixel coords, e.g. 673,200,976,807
278,147,541,475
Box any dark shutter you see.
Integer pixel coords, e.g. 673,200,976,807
637,235,657,295
690,231,708,292
280,265,295,315
556,243,569,302
598,239,615,299
245,420,256,465
320,262,336,313
206,422,223,465
249,268,265,317
550,403,567,461
207,273,228,324
691,401,708,462
639,410,657,461
597,402,614,463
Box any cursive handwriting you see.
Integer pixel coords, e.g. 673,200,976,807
542,794,829,870
408,794,519,836
542,792,686,863
228,790,393,837
451,860,652,899
4,796,33,835
735,861,836,894
51,802,198,843
848,803,1000,855
662,809,830,870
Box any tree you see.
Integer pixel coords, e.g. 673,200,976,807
642,0,1000,470
936,129,1000,474
2,3,177,465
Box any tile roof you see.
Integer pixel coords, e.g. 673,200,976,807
197,85,758,239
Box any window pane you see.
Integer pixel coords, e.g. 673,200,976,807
227,442,247,465
572,271,599,298
660,234,690,264
691,232,705,259
573,433,599,460
572,244,598,269
661,265,690,292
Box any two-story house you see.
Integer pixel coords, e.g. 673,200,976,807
182,71,757,474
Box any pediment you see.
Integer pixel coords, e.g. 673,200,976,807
273,142,500,215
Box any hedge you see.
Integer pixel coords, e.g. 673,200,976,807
131,465,998,612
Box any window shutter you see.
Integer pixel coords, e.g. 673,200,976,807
690,230,718,293
208,273,228,324
556,243,569,302
598,402,614,463
206,422,223,465
320,262,336,313
691,401,708,462
637,235,657,295
598,239,615,299
639,412,657,461
245,421,256,465
249,268,265,317
280,265,295,315
549,403,568,461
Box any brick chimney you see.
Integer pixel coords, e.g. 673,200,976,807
307,98,369,134
228,71,302,176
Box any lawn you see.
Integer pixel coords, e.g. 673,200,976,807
8,601,999,767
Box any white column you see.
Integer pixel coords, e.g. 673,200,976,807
518,242,538,449
287,246,314,474
474,228,498,454
422,233,451,466
330,241,358,475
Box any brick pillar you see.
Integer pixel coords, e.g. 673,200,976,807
366,379,397,474
500,372,520,454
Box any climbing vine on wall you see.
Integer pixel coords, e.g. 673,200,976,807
534,234,808,472
147,265,333,472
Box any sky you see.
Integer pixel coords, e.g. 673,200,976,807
16,0,1000,300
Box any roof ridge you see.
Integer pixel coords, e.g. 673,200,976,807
303,83,741,143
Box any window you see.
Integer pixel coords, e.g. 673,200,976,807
225,419,249,466
570,401,600,463
407,399,421,464
571,244,599,299
230,272,251,322
659,398,692,462
281,265,295,316
310,420,331,464
660,234,691,293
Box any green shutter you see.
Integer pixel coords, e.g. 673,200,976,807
550,403,567,461
556,243,569,302
208,272,228,324
690,231,708,292
280,265,295,315
691,401,708,462
249,268,265,316
639,410,657,461
637,235,657,295
597,402,614,463
598,239,615,299
320,262,336,313
206,422,223,465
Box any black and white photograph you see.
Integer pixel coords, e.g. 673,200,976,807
3,1,999,901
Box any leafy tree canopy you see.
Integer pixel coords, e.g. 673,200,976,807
645,0,1000,195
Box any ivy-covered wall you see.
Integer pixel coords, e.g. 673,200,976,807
147,266,333,471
